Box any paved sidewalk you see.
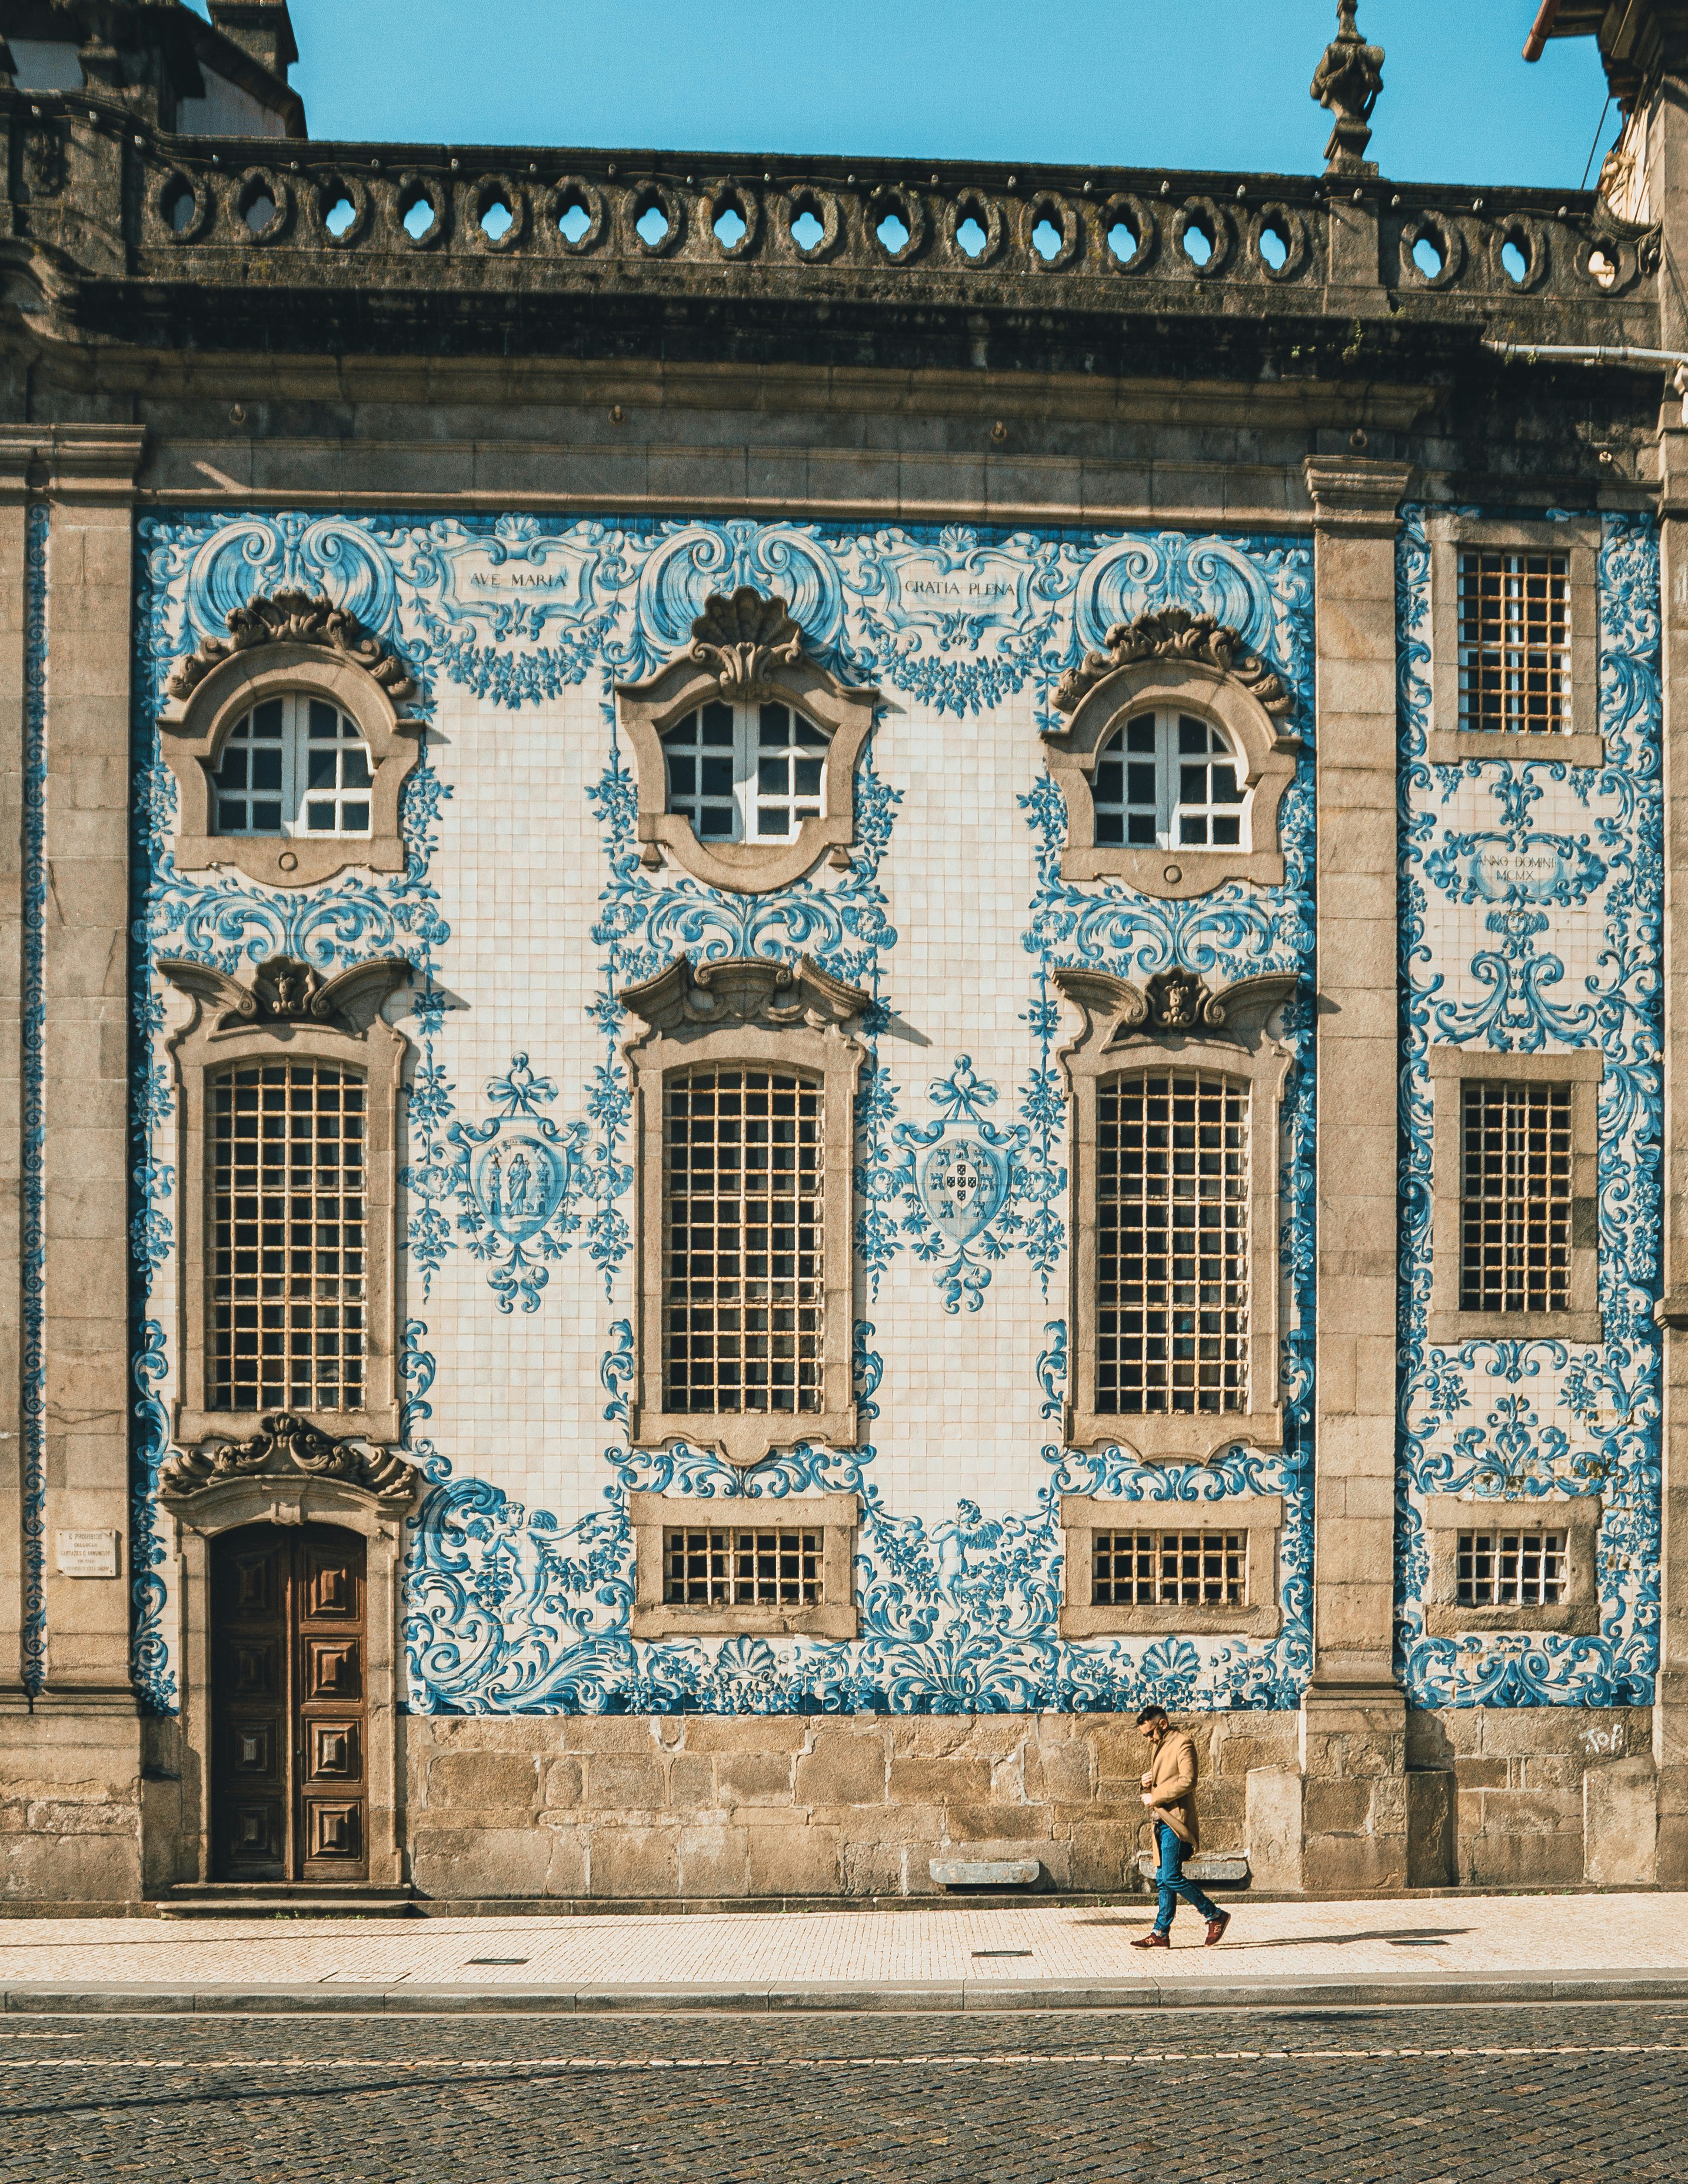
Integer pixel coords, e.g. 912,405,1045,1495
0,1890,1682,2012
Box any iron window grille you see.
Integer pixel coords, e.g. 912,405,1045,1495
209,1061,367,1414
1457,549,1570,732
661,698,830,843
662,1527,824,1605
1456,1529,1566,1608
1092,709,1247,851
662,1065,824,1416
1091,1529,1248,1607
1459,1079,1572,1314
1096,1069,1249,1415
210,693,374,838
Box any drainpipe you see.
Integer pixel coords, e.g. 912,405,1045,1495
1522,1,1562,64
1483,337,1688,421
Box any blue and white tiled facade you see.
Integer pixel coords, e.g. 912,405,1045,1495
120,504,1661,1726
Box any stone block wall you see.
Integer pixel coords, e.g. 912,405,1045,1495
401,1711,1300,1903
0,1715,142,1909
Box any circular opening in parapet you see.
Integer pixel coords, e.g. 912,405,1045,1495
1412,231,1444,279
1588,245,1617,288
876,205,911,253
791,203,825,251
1180,211,1214,266
1107,213,1140,262
161,179,196,235
556,187,592,244
1258,218,1289,271
1500,232,1530,284
480,189,514,241
325,192,356,238
955,213,987,259
1032,211,1063,261
636,197,671,247
242,186,279,238
400,186,438,241
713,198,748,248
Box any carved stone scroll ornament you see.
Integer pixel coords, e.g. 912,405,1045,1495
685,585,807,699
1309,1,1384,176
1054,962,1301,1052
165,588,418,704
158,952,413,1036
618,952,870,1039
1051,606,1291,720
160,1412,419,1510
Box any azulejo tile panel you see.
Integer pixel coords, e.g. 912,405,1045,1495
1395,508,1663,1708
128,510,1317,1717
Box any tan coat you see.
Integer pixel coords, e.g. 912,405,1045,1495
1143,1727,1200,1851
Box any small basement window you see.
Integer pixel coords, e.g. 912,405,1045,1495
663,1526,824,1606
1456,1529,1564,1609
1092,1528,1248,1608
1094,709,1246,850
211,695,373,838
662,698,830,843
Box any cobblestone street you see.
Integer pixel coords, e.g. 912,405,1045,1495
0,2002,1680,2182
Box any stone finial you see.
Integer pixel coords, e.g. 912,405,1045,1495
1310,1,1385,177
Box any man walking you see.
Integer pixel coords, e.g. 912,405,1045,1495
1130,1704,1230,1949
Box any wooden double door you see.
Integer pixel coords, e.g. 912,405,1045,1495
211,1523,369,1882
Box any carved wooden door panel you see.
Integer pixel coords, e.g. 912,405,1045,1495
211,1523,369,1883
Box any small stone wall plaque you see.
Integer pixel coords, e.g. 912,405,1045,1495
55,1530,121,1579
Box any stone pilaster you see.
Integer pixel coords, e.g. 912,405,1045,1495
1655,425,1688,1885
1301,454,1413,1892
34,427,146,1716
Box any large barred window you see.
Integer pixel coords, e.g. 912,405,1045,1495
1457,551,1570,733
1096,1069,1249,1416
662,1065,824,1415
1459,1079,1571,1314
1092,1529,1247,1607
663,1526,824,1606
1427,1049,1600,1346
209,1061,367,1415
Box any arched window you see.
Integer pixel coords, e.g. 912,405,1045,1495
661,698,830,845
210,694,374,838
1093,709,1246,852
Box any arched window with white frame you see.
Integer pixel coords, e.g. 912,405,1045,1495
661,697,830,845
211,693,374,839
1093,708,1246,852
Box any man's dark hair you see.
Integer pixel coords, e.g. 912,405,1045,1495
1136,1705,1169,1726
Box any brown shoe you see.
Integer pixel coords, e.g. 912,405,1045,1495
1131,1929,1171,1950
1204,1912,1231,1947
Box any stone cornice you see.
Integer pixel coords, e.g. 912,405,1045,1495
0,423,146,504
1303,454,1414,530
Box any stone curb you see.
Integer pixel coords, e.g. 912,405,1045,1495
5,1968,1688,2015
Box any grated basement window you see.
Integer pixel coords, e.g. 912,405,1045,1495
1096,1069,1248,1415
663,1527,824,1605
1093,709,1246,851
1460,1079,1572,1313
1457,549,1570,732
1456,1529,1565,1608
209,1061,366,1413
1091,1529,1247,1607
662,1065,824,1415
661,698,829,843
211,693,373,838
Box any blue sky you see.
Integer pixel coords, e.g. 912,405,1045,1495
208,1,1613,190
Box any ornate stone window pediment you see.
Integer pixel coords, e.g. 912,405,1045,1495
1054,962,1298,1465
158,589,424,889
620,954,869,1469
617,586,879,895
159,1412,421,1516
159,951,413,1449
1044,607,1301,899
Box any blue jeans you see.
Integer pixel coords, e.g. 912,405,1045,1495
1153,1819,1220,1933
